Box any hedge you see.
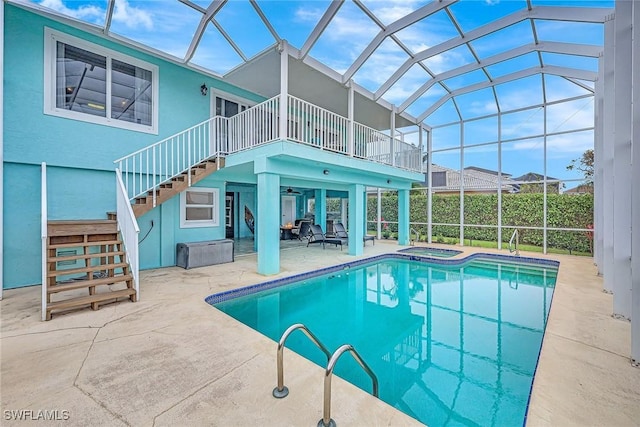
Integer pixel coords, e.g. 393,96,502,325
367,193,594,253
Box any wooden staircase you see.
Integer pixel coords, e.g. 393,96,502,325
132,157,225,218
45,220,136,320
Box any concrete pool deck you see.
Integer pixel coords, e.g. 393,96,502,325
1,241,639,426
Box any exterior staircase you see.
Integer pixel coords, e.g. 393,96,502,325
45,220,136,320
131,157,225,218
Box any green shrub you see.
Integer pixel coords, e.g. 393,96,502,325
367,193,593,253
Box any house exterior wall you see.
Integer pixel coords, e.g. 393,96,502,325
2,5,264,288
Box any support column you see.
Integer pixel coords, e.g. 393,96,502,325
398,189,410,246
613,2,633,318
257,172,280,275
390,107,396,167
279,41,288,140
348,81,354,156
0,1,4,300
631,0,640,364
497,111,503,250
376,188,382,240
348,184,364,256
603,17,615,293
427,129,433,244
315,189,326,231
594,53,605,274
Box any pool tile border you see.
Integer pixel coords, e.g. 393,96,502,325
205,252,559,305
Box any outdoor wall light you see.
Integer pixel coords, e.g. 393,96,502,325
200,83,208,96
323,169,330,175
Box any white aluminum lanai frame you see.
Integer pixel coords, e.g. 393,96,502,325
3,0,638,363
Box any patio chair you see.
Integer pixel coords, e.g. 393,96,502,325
293,220,312,242
334,222,375,246
307,224,345,250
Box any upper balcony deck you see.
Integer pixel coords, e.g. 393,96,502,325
115,94,423,201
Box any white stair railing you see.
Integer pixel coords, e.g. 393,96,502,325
41,162,48,321
114,116,227,202
115,168,140,298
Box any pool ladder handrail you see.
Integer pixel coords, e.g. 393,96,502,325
273,323,332,398
273,323,379,427
509,228,520,256
410,227,419,246
319,344,379,427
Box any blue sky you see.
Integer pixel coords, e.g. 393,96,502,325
30,0,614,183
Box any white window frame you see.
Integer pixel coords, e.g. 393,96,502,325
180,187,220,228
210,89,254,118
44,28,159,134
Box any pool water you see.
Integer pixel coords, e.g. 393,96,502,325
211,256,557,427
399,247,462,258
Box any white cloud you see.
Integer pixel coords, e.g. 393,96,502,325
294,7,324,23
39,0,103,23
38,0,152,30
112,0,153,30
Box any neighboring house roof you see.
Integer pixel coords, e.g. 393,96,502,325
511,172,560,182
565,184,594,194
426,164,518,193
464,166,512,178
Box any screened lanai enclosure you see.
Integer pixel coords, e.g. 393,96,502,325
3,0,638,361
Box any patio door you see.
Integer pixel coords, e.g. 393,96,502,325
210,90,252,153
281,196,296,226
225,193,234,238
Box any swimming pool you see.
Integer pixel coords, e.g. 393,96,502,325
398,246,462,258
207,254,558,426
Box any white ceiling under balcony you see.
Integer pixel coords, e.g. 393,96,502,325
18,0,613,129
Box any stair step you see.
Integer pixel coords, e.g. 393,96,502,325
48,240,122,250
47,262,129,278
46,288,136,319
48,220,117,236
48,250,125,263
48,274,133,294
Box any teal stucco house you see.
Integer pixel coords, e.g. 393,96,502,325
1,1,423,318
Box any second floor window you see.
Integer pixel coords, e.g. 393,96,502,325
45,28,158,134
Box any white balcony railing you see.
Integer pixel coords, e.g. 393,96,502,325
115,94,421,203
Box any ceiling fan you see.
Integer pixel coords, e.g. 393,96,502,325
281,187,302,195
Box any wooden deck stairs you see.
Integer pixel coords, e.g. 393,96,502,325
132,157,225,218
43,157,225,319
45,220,136,320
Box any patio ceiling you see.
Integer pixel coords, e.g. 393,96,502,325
19,0,613,128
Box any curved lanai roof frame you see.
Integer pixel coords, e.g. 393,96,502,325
7,0,640,364
17,0,611,128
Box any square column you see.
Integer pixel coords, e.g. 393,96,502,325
603,18,615,293
631,0,640,364
315,189,326,231
257,172,280,275
397,189,410,245
348,184,364,256
613,1,633,318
